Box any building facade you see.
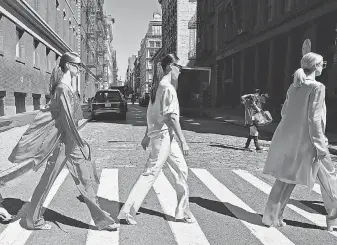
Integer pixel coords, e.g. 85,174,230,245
197,0,337,127
158,0,197,66
133,55,141,95
125,55,137,93
0,0,111,116
139,12,162,95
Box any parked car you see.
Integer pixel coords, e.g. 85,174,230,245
91,89,127,120
139,92,150,107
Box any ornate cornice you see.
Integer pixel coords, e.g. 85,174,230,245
2,0,72,54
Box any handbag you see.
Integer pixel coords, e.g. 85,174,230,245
253,111,273,126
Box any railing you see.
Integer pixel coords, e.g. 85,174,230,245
188,13,197,29
188,48,196,60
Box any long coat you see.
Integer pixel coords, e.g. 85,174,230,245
263,80,329,190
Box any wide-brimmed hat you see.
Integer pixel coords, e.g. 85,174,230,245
60,52,81,66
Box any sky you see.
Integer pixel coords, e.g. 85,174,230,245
103,0,161,81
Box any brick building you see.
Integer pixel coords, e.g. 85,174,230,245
157,0,196,66
125,55,137,93
197,0,337,124
139,12,162,95
0,0,106,116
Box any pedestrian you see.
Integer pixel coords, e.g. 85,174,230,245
117,54,194,225
241,89,265,151
261,52,337,230
8,52,119,231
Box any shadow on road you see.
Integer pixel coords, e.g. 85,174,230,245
190,196,325,230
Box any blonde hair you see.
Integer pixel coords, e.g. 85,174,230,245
293,52,323,87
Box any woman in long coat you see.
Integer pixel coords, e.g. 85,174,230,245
8,52,119,231
262,52,337,231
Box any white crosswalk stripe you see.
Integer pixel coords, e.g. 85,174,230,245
191,168,295,245
1,167,337,244
233,169,337,237
0,168,69,245
85,169,119,245
153,171,210,245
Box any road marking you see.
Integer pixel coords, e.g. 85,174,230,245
313,183,321,195
233,169,337,237
153,171,210,245
0,169,69,245
86,169,119,245
191,168,295,245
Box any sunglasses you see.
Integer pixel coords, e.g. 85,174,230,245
68,62,81,70
172,63,183,71
322,61,327,69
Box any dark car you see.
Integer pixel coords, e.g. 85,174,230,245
91,89,127,120
139,92,150,107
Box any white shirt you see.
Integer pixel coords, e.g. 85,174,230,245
147,76,180,138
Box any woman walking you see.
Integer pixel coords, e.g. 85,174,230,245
262,52,337,230
117,54,194,225
9,52,119,231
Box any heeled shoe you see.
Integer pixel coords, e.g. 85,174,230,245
0,207,12,222
102,223,120,231
326,216,337,231
124,213,137,225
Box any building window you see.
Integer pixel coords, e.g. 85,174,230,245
34,0,40,11
267,0,273,21
46,48,51,71
152,25,162,35
284,0,292,12
155,41,161,47
149,41,155,47
16,28,24,60
33,39,40,68
0,15,3,52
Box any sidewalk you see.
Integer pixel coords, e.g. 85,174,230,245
0,112,89,183
182,107,337,155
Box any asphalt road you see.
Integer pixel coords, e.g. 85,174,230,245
0,103,336,245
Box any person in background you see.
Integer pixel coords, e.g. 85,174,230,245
241,89,265,151
117,54,194,225
261,52,337,230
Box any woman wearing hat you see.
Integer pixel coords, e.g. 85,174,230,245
9,52,119,231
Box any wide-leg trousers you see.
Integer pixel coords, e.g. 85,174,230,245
262,154,337,226
25,139,115,230
118,131,191,220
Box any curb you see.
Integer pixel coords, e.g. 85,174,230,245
0,118,91,183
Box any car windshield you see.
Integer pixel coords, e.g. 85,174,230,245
95,91,121,102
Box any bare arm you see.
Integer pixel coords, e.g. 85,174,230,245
165,113,186,144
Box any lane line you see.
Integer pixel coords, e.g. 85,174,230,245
233,169,337,237
85,169,119,245
0,169,69,245
153,171,210,245
191,168,295,245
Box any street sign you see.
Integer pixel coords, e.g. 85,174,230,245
302,39,311,56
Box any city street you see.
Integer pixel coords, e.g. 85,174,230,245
0,103,337,245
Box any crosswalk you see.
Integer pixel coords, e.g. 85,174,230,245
0,167,336,245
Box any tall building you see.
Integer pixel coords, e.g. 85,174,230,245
133,56,141,95
125,55,137,93
0,0,96,116
196,0,337,123
139,12,162,95
158,0,197,66
110,49,118,85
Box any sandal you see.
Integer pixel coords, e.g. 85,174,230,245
0,207,12,222
125,213,137,225
102,223,120,231
31,223,52,230
175,217,195,224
